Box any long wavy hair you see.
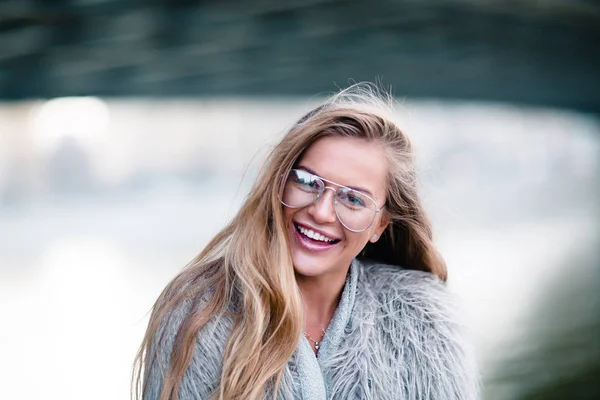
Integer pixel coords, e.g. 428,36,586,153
132,83,446,400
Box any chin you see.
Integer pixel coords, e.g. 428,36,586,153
291,246,352,279
292,254,328,277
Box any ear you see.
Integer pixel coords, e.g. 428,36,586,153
370,213,390,243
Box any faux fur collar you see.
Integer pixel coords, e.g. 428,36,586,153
144,259,480,399
281,260,480,399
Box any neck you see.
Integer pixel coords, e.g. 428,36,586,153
296,266,349,329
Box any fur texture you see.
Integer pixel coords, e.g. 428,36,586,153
144,260,480,399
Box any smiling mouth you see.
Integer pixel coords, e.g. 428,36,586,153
294,223,341,245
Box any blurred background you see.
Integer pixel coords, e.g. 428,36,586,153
0,1,599,399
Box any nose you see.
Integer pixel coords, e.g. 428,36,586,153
307,187,337,224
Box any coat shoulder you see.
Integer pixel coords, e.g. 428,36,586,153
353,260,481,399
358,261,451,314
143,291,232,400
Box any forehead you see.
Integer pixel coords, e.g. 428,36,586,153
297,136,388,200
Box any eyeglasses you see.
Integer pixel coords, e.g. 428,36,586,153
280,169,383,232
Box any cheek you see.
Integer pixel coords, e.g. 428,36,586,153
283,207,304,233
343,231,371,253
283,206,295,223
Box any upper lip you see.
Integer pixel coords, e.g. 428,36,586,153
293,221,341,241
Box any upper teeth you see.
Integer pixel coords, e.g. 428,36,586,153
298,225,334,242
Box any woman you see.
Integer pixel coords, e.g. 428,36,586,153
133,84,480,399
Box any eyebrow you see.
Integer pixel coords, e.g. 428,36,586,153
297,165,375,198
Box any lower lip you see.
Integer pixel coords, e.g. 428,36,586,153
293,225,338,252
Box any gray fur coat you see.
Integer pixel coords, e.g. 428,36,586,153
145,259,480,399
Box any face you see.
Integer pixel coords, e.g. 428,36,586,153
283,136,390,279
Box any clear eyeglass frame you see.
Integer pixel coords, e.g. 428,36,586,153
279,168,384,233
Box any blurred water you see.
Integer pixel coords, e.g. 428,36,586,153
0,99,598,399
0,188,241,399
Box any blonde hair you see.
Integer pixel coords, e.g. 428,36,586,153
132,83,446,400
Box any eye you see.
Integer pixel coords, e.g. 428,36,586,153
295,176,315,187
298,177,319,188
347,193,366,207
338,189,368,208
292,170,322,191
